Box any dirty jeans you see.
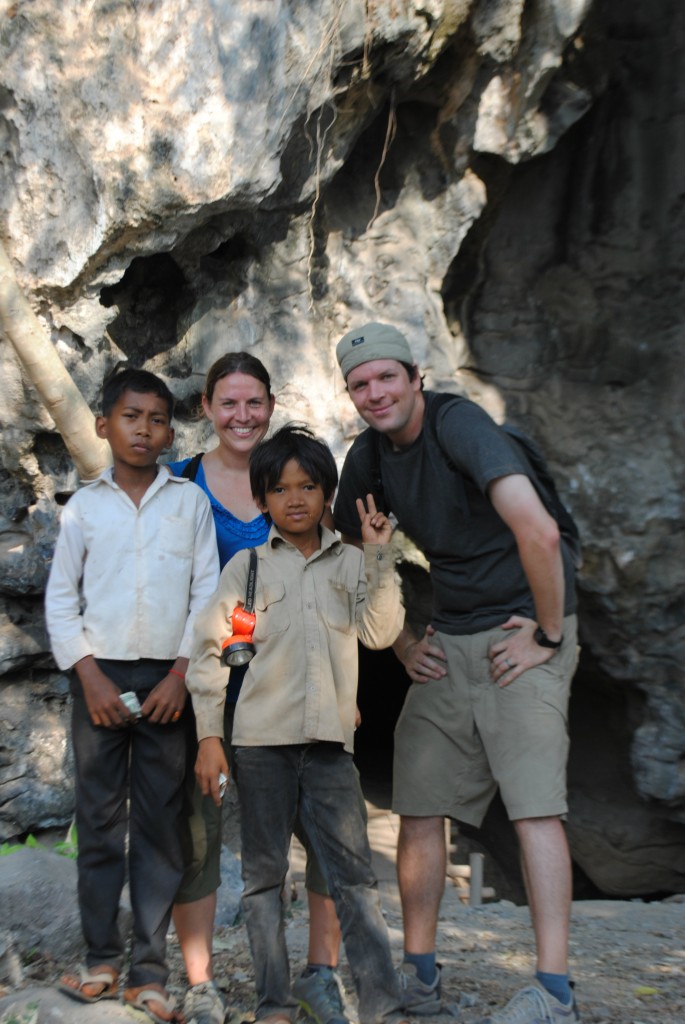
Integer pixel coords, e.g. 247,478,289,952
233,743,404,1024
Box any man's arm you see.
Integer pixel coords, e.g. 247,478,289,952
391,623,448,683
487,473,565,686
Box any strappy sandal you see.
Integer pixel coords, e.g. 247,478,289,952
58,963,119,1002
124,983,186,1024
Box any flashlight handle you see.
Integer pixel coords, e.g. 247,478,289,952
244,548,258,613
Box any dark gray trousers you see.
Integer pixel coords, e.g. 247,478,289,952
234,742,404,1024
70,658,186,988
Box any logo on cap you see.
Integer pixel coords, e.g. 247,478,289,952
351,336,365,346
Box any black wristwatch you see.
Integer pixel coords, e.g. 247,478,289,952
534,626,563,649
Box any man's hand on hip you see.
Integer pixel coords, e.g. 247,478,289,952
489,615,556,687
396,625,448,684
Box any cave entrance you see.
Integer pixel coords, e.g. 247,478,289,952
353,645,679,902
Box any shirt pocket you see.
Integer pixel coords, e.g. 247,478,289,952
253,580,290,639
326,579,357,635
158,515,194,559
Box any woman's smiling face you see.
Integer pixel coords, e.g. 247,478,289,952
202,371,275,455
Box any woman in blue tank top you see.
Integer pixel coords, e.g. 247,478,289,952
167,353,274,1021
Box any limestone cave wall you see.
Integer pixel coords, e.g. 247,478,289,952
0,0,683,895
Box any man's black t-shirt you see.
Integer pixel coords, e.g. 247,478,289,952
334,392,576,635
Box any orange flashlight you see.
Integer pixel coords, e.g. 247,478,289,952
220,548,258,668
221,605,256,667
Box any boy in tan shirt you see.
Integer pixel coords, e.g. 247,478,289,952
188,424,407,1024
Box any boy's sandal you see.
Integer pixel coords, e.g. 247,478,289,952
58,963,119,1002
124,984,186,1024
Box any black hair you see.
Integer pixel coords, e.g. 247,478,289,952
345,360,424,391
101,367,175,418
400,362,425,389
204,351,272,402
249,424,338,505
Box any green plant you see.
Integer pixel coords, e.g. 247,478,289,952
0,824,78,860
0,999,39,1024
0,834,39,856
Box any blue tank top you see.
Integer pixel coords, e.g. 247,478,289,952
168,456,270,701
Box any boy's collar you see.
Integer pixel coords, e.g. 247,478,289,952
268,522,341,555
100,464,172,501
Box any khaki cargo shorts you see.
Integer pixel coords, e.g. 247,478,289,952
175,703,237,904
393,615,579,826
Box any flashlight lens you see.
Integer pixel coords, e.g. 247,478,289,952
221,639,256,668
227,648,254,667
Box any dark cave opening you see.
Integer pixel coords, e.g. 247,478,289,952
353,640,675,903
99,252,195,362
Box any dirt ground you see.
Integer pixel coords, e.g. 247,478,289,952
3,790,683,1024
180,893,685,1024
197,792,685,1024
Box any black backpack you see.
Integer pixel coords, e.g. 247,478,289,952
369,393,582,569
180,452,204,482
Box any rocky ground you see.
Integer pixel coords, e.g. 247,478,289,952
1,789,683,1024
175,881,685,1024
204,792,685,1024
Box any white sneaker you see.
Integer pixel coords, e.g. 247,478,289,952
477,981,580,1023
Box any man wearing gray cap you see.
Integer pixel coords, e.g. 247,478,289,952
334,323,580,1024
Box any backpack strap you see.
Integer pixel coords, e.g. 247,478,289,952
180,452,204,482
427,395,582,568
369,393,581,568
368,430,386,513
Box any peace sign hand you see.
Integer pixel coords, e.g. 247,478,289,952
356,493,393,545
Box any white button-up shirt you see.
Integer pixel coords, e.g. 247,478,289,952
45,467,220,669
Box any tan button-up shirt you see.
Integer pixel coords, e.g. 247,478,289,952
188,525,404,753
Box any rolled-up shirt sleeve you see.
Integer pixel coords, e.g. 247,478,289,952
187,552,248,741
355,544,405,650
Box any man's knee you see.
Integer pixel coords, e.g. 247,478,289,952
399,814,445,844
513,816,571,866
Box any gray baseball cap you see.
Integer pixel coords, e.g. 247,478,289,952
336,322,414,379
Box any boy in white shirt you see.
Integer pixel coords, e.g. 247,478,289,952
45,368,219,1024
188,425,407,1024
